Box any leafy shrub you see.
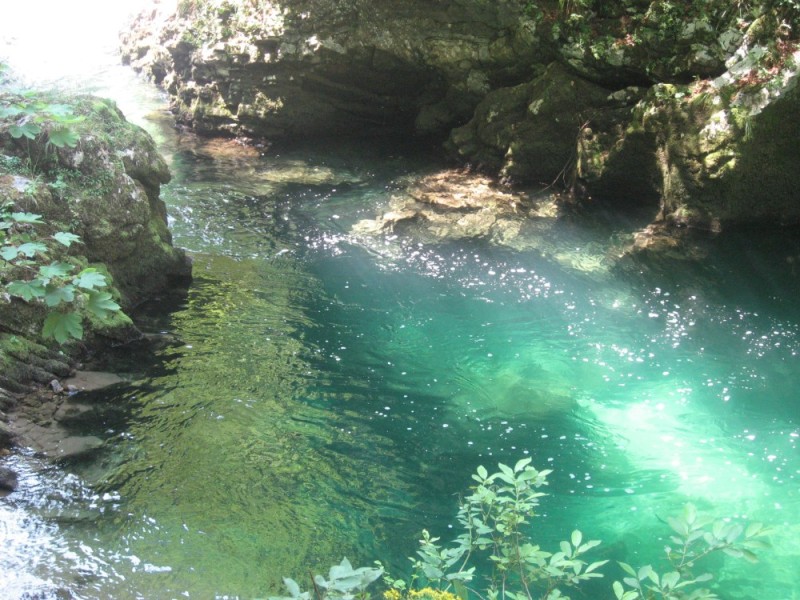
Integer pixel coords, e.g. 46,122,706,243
270,461,771,600
1,205,122,343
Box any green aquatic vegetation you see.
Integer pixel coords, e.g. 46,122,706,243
1,205,121,343
273,461,771,600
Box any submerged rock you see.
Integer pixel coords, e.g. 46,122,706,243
352,169,542,243
62,371,125,393
0,465,18,492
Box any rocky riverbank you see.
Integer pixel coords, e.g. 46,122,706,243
0,87,191,475
121,0,800,233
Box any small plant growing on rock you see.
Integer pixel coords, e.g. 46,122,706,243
0,90,84,172
1,204,121,343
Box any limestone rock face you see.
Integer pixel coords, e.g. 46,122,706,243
121,0,550,140
446,62,619,186
123,0,800,229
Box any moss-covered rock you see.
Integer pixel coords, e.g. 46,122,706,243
0,89,191,452
446,62,617,186
1,95,190,306
121,0,553,140
121,0,800,231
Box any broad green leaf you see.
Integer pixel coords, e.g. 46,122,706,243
684,503,697,527
571,530,582,548
282,577,301,598
498,463,514,478
637,565,654,582
7,279,46,301
11,211,43,223
42,103,74,117
86,290,121,320
722,547,743,558
585,560,608,573
1,245,20,261
38,261,74,281
725,524,744,543
514,457,532,472
667,516,689,537
578,540,601,553
623,577,639,588
42,311,83,343
53,231,81,247
0,105,24,118
16,241,47,257
613,581,625,600
73,268,107,290
44,283,75,307
661,571,680,590
8,121,41,139
328,557,355,580
47,126,80,148
477,465,488,480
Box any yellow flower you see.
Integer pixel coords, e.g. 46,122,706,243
408,588,459,600
383,589,403,600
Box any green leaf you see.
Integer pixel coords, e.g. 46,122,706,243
1,245,20,261
47,126,80,148
498,463,514,478
667,516,689,537
637,565,655,583
745,522,764,538
571,530,582,549
73,268,107,290
578,540,601,553
44,283,75,307
16,241,47,257
613,581,625,600
11,211,43,223
42,103,75,117
661,571,680,590
38,261,74,282
684,503,697,527
86,290,121,320
7,279,46,301
8,121,41,139
42,311,83,343
514,457,532,472
0,105,24,118
477,465,488,480
53,231,81,247
722,547,743,558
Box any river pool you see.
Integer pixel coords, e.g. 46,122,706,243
1,7,800,599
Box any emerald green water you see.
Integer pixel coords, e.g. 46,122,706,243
2,31,800,599
5,132,800,599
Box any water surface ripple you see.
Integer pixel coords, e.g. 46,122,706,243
2,52,800,600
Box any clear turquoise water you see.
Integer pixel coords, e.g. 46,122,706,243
2,46,800,600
